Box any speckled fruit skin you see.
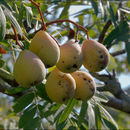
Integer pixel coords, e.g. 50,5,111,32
29,30,60,68
71,71,96,101
56,41,83,73
82,39,110,72
45,67,76,104
13,50,46,87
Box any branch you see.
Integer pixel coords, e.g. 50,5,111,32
98,20,112,43
91,71,130,113
102,95,130,114
0,68,18,87
111,49,126,57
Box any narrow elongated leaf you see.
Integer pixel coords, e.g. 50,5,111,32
24,4,33,27
0,0,12,11
24,117,40,130
36,83,52,102
5,86,27,95
93,94,108,103
56,120,67,130
99,103,118,129
58,99,77,124
0,59,4,67
102,117,118,130
94,104,102,129
78,101,88,124
87,101,95,129
59,0,70,19
103,21,129,46
0,6,6,40
126,42,130,64
107,55,117,71
19,106,37,128
4,8,23,35
90,0,98,16
13,93,35,113
107,2,117,27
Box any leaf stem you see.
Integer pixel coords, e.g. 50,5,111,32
29,0,47,31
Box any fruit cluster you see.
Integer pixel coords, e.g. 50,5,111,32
13,30,109,104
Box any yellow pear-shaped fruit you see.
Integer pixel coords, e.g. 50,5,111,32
56,41,83,73
29,30,60,68
45,67,76,104
82,39,110,72
13,50,46,87
71,71,96,100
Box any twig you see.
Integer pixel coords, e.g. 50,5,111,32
98,20,112,43
111,49,126,57
11,25,24,50
46,19,89,40
29,0,46,31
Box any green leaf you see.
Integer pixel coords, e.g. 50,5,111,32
78,101,88,124
94,91,108,103
103,21,129,46
4,8,23,35
0,0,12,11
36,83,52,102
68,126,77,130
56,120,67,130
24,4,33,28
99,104,118,129
5,86,27,95
90,0,99,16
126,42,130,64
107,2,117,27
59,1,70,19
102,117,118,130
24,117,41,130
0,6,6,40
58,98,77,124
0,59,4,67
19,106,36,128
107,55,117,71
87,101,95,129
13,93,35,113
94,104,102,129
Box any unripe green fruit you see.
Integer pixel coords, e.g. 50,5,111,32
71,71,96,101
45,67,76,104
82,39,110,72
56,41,83,73
29,30,60,68
13,50,46,87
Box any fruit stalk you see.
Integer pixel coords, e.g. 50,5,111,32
29,0,46,31
11,25,23,50
46,19,89,40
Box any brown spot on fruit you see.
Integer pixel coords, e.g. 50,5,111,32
82,39,110,72
72,64,78,68
83,78,87,80
45,67,76,104
56,41,83,73
62,97,66,102
71,71,96,101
